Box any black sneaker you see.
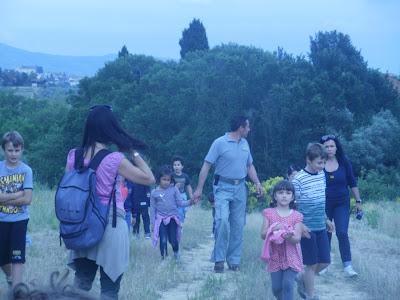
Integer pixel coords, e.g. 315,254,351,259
228,264,240,271
214,261,224,273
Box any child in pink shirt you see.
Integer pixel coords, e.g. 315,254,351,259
261,180,304,300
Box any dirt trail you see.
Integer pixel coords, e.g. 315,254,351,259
159,238,229,300
312,249,373,300
159,237,374,300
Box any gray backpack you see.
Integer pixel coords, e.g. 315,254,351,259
55,148,116,250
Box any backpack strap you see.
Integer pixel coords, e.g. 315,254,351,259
89,149,112,170
73,148,112,171
88,149,117,227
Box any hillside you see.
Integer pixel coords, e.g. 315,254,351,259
0,43,116,76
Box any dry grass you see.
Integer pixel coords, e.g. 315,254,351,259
0,188,214,299
349,202,400,300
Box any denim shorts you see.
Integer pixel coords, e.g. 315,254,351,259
300,229,330,266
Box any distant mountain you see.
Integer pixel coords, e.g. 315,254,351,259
0,43,117,76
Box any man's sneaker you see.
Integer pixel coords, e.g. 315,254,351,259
228,264,240,271
344,265,358,277
144,233,151,239
295,273,306,299
214,261,224,273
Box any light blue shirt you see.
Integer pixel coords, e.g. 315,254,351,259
205,133,253,179
0,160,33,222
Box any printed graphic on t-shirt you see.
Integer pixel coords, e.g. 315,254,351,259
0,173,25,214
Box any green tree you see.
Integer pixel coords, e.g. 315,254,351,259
118,45,129,58
179,18,209,59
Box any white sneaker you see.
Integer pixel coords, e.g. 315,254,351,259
344,265,358,277
318,267,328,276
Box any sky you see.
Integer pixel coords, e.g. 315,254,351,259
1,0,399,74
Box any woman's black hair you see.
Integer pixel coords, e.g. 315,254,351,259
82,105,147,157
270,180,296,209
156,165,175,184
319,134,346,163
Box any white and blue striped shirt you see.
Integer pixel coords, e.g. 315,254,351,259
292,169,326,231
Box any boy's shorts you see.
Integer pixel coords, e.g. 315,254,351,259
300,229,330,266
0,219,29,265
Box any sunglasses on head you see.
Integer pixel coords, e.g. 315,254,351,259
89,104,112,111
321,134,336,142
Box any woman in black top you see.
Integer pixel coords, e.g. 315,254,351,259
320,134,363,277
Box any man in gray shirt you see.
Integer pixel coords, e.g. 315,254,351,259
193,116,263,272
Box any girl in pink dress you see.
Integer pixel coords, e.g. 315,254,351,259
261,180,304,300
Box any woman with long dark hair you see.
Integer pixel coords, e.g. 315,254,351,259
65,105,155,299
320,134,362,278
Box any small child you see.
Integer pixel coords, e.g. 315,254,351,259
287,164,301,182
292,143,334,300
131,182,151,238
0,131,33,288
171,156,193,224
150,165,194,259
261,180,304,300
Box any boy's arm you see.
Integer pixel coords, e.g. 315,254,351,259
0,191,24,203
2,189,32,206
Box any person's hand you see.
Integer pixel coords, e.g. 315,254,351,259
175,182,183,190
356,202,362,211
326,219,335,233
271,223,283,232
255,183,264,197
193,188,202,203
131,217,136,226
301,224,311,239
283,232,294,240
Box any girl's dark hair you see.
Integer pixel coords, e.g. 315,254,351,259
156,165,174,184
287,164,301,178
319,134,346,163
270,180,296,209
82,105,147,156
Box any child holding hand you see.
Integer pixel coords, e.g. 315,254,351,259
261,180,304,300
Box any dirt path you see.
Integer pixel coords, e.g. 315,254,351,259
310,242,373,300
159,238,210,300
158,238,373,300
159,237,231,300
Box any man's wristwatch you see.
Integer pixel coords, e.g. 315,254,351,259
355,199,362,204
133,151,140,158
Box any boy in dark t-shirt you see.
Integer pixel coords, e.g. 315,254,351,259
171,156,193,224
